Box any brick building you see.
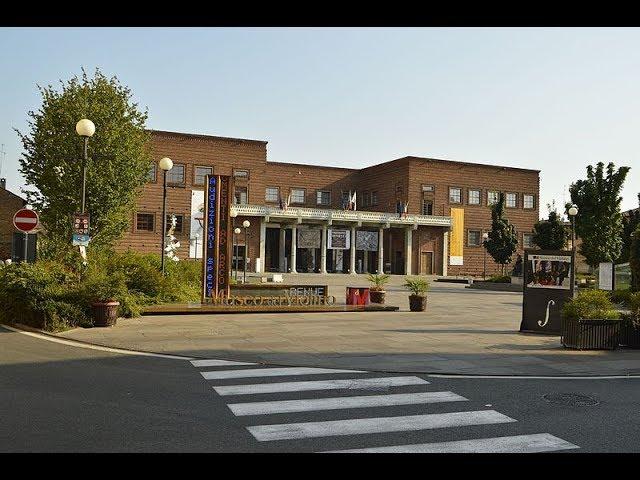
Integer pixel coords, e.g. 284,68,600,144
116,130,540,277
0,179,27,260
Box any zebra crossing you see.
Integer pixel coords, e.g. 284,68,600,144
191,359,580,453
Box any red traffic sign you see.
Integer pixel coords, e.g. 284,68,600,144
13,208,39,233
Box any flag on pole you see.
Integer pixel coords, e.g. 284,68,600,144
278,191,284,210
285,192,291,211
403,200,409,218
350,191,357,211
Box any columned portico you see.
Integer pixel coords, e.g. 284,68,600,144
404,227,412,275
349,226,357,275
290,225,298,274
258,219,266,273
279,227,286,272
377,227,385,274
320,224,328,274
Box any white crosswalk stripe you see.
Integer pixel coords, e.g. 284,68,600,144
213,376,429,396
190,358,579,452
228,391,467,416
323,433,580,453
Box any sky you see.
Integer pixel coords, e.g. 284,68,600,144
0,27,639,215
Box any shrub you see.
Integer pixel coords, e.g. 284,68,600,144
367,273,390,291
562,289,621,321
623,292,640,328
488,274,511,283
404,277,430,296
610,288,633,307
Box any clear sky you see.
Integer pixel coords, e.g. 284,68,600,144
1,27,638,215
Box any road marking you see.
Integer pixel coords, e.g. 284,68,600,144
213,376,429,396
201,367,365,380
191,359,256,367
246,410,516,441
324,433,579,453
228,391,467,416
428,373,640,380
0,324,193,360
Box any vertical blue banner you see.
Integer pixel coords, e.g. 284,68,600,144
204,175,217,299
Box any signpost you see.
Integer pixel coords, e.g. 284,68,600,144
13,208,39,263
72,213,91,247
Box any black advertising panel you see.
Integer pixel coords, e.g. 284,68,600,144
520,249,575,335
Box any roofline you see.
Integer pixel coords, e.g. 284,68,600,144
1,187,27,204
149,129,268,145
404,155,541,174
267,160,357,172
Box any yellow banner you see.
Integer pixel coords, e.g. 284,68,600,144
449,208,464,259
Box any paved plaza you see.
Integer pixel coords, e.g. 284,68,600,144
56,274,640,376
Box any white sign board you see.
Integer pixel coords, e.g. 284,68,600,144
598,262,614,291
189,190,205,259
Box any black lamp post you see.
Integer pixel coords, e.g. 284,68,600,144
482,232,489,280
159,157,173,275
242,220,250,283
75,119,95,215
568,204,578,293
234,227,241,281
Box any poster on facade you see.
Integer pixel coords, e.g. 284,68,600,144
327,229,350,249
525,254,572,290
297,228,321,249
189,190,205,259
356,230,378,251
598,262,614,291
449,207,464,266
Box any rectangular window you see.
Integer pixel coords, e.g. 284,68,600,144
506,192,518,208
166,214,184,234
341,191,351,208
147,163,156,182
362,191,370,208
371,191,378,206
290,188,305,204
523,194,535,209
194,166,213,186
449,187,462,204
167,164,185,185
266,186,279,203
468,229,481,246
422,200,434,216
488,191,499,206
136,213,154,232
468,189,481,205
233,169,249,179
523,233,535,248
316,190,331,206
234,186,248,205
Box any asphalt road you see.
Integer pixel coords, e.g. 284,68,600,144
2,325,640,453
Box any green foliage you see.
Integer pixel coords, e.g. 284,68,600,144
567,162,631,267
562,289,620,321
631,225,640,292
367,273,390,291
620,194,640,264
623,292,640,327
532,209,568,250
16,68,151,253
487,274,511,283
610,288,633,307
403,277,430,296
484,193,518,274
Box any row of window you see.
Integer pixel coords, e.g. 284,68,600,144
147,162,249,186
467,229,534,248
447,187,535,209
135,213,185,233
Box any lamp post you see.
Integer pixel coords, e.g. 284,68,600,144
234,227,241,281
159,157,173,275
482,232,489,280
568,204,578,292
242,220,250,283
75,119,95,215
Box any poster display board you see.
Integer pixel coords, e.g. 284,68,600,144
202,175,232,301
598,262,614,291
328,229,350,249
298,228,321,249
520,249,575,335
356,230,378,251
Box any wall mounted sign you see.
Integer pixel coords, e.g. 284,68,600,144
520,249,575,335
356,230,378,251
328,229,350,250
297,228,321,249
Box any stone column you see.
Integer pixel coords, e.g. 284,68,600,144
258,219,266,273
279,226,287,272
442,229,449,276
377,227,384,274
321,224,328,274
405,228,412,275
349,226,357,274
363,248,369,273
291,225,298,274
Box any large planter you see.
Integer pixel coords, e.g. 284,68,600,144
369,290,386,304
92,301,120,327
408,294,427,312
561,318,621,350
619,320,640,348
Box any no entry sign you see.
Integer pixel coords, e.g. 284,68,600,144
13,208,39,233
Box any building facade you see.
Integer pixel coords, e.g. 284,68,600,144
0,179,27,260
116,130,540,277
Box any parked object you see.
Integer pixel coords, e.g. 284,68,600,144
561,290,621,350
367,273,389,304
404,277,430,312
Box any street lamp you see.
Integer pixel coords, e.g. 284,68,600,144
159,157,173,275
75,119,95,215
242,220,250,283
234,227,241,281
482,232,489,280
568,204,578,292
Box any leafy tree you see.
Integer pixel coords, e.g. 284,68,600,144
16,68,151,253
532,205,568,250
631,225,640,292
567,162,630,268
484,193,518,275
621,194,640,264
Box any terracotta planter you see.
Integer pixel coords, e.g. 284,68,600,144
408,294,427,312
92,301,120,327
369,290,386,304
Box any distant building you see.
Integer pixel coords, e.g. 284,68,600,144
0,179,27,260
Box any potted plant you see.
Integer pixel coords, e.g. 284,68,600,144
84,273,124,327
404,277,430,312
618,292,640,348
367,273,390,304
561,289,621,350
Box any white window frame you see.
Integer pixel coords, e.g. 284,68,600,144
265,186,279,203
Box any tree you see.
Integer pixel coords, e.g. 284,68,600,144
16,68,151,253
532,205,569,250
567,162,630,268
621,194,640,264
484,193,518,275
